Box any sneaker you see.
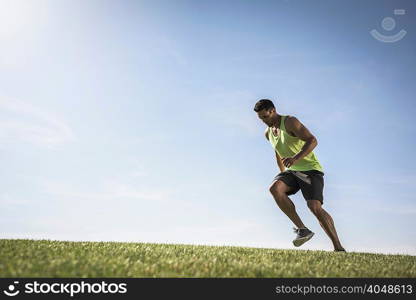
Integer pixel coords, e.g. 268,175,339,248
292,227,314,247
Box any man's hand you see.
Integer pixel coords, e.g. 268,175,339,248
281,156,298,168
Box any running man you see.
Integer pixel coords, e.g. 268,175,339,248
254,99,345,252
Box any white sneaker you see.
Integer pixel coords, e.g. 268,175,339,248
293,227,314,247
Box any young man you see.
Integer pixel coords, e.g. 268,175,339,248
254,99,345,252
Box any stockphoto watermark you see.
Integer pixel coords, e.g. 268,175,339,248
370,9,407,43
2,280,127,297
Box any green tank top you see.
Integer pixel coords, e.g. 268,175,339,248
268,115,323,172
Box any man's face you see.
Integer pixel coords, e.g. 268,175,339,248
257,108,274,127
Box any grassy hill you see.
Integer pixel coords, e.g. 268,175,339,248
0,239,414,277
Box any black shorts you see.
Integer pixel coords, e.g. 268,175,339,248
272,170,325,203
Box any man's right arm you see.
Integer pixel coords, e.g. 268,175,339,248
275,151,285,173
265,128,285,172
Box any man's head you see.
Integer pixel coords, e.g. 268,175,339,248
254,99,278,127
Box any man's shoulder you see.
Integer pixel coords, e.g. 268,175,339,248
285,115,298,124
283,115,299,136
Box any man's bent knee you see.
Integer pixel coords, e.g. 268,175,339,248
269,180,292,196
307,200,323,215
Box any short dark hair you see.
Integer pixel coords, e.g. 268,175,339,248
253,99,275,112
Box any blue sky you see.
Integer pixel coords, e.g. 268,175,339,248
1,0,415,255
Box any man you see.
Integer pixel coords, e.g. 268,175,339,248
254,99,345,252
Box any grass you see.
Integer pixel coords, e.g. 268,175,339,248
0,239,415,277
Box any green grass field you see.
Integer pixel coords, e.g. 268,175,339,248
0,239,415,277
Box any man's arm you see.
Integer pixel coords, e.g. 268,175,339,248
265,128,285,172
282,116,318,167
264,128,269,141
275,151,286,172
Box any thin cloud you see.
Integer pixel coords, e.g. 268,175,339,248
326,183,370,193
39,178,171,203
0,96,76,148
204,90,260,136
381,174,416,186
301,105,356,133
373,204,416,216
0,193,30,205
230,49,331,63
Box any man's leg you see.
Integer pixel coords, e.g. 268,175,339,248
307,200,345,251
269,180,306,229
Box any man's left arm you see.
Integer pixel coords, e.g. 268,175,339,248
282,116,318,168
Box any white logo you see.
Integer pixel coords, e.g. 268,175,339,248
3,281,20,297
370,9,407,43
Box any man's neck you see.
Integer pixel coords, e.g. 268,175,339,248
272,115,281,128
